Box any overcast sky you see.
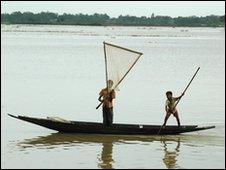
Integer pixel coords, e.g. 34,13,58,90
1,1,225,17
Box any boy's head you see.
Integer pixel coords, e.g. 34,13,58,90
107,79,114,89
166,91,172,98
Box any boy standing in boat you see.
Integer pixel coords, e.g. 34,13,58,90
98,80,115,126
162,91,184,128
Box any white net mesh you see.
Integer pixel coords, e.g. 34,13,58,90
104,42,142,91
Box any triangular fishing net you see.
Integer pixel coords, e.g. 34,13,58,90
104,42,142,91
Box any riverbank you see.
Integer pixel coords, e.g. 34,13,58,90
1,12,225,27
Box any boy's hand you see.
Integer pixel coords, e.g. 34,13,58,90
178,93,184,99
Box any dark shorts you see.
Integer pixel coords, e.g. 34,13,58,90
166,109,179,117
103,107,113,126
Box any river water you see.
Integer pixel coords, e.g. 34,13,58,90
1,25,225,169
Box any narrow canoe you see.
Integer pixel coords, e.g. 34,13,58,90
8,114,215,135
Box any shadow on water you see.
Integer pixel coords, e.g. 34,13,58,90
15,133,219,169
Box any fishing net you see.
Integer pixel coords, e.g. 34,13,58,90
104,42,142,91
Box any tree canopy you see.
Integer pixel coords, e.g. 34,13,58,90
1,12,225,27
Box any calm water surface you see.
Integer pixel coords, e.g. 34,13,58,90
1,25,225,169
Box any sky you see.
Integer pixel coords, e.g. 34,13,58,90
1,1,225,17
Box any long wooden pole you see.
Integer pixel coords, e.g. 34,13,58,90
174,67,200,109
96,42,108,110
157,67,200,134
103,42,108,91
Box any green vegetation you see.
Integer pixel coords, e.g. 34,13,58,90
1,11,225,27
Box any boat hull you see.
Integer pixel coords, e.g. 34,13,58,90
8,114,215,135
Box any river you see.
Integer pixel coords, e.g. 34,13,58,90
1,24,225,169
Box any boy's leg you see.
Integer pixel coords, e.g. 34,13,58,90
173,111,181,127
162,112,171,127
103,107,107,125
109,107,113,126
106,107,113,126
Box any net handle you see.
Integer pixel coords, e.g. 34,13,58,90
103,42,109,92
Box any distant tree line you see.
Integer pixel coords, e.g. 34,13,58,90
1,11,225,27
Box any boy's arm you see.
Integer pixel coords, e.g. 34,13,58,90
108,90,115,102
165,105,168,112
174,97,180,101
98,90,103,102
174,93,185,101
165,101,169,112
110,90,116,99
98,95,103,102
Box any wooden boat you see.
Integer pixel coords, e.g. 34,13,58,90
8,114,215,135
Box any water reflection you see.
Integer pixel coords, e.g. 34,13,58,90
16,133,150,169
15,133,212,169
98,142,114,169
162,138,180,169
17,133,156,169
